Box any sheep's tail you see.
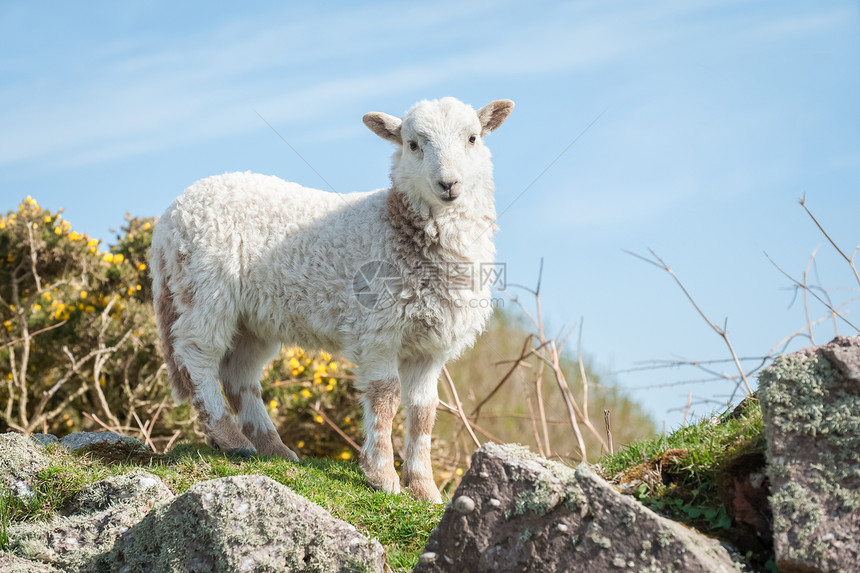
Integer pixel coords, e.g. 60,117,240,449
151,250,195,405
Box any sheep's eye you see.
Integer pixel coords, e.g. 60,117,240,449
408,141,419,151
468,135,477,144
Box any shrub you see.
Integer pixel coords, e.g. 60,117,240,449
0,198,162,438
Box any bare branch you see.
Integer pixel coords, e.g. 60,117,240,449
627,249,753,396
577,318,590,428
803,247,820,345
441,366,481,448
765,252,859,333
603,409,613,455
469,335,536,420
0,320,68,351
800,195,860,288
311,403,362,452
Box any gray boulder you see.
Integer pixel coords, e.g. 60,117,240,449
59,431,147,453
759,334,860,573
6,471,173,572
0,552,62,573
0,432,51,500
103,474,388,573
414,443,742,573
29,433,60,448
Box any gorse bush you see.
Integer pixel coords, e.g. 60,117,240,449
259,346,362,461
0,197,161,438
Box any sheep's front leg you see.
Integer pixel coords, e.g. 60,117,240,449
400,357,443,503
359,376,401,494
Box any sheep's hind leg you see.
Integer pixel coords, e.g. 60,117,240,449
400,356,443,503
359,374,402,494
220,328,298,461
185,361,257,458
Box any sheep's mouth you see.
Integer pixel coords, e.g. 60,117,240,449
440,193,459,202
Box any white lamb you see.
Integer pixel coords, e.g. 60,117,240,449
149,97,514,502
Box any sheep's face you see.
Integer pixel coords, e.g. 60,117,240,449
364,98,513,207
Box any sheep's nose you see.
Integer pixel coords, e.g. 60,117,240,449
438,180,459,192
438,180,460,202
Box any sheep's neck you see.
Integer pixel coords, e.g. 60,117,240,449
386,188,495,269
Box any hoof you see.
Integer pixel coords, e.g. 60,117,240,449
206,435,257,458
232,447,256,459
406,478,443,503
256,443,299,461
364,467,402,494
249,430,300,461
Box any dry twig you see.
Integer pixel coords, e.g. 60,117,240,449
625,248,753,397
441,366,481,448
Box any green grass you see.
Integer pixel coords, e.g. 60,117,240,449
598,397,764,477
0,487,11,551
595,397,776,571
9,442,444,571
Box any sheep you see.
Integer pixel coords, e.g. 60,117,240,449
149,97,514,502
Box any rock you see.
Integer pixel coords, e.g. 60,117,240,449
717,447,772,557
452,495,476,514
64,471,171,516
758,335,860,573
0,432,51,501
101,474,388,573
415,443,742,573
29,433,60,448
0,552,62,573
59,431,147,453
6,471,173,572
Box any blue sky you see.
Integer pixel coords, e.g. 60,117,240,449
2,0,858,432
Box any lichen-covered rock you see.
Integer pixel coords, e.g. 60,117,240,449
0,552,62,573
59,431,147,453
65,471,171,516
0,432,51,500
29,433,60,448
415,443,742,573
759,335,860,573
6,471,173,572
101,474,388,573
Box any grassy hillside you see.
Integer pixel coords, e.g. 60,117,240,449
0,441,444,571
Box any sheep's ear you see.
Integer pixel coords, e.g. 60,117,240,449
363,112,403,144
478,100,515,136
